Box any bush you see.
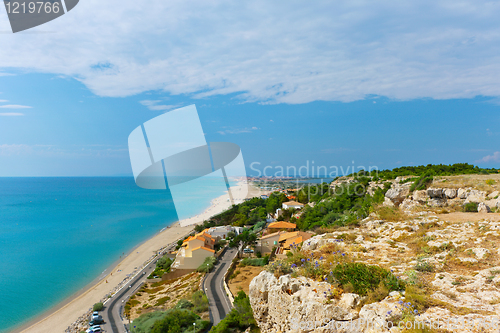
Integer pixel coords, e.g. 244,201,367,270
196,256,216,272
175,299,194,310
210,292,258,333
93,302,104,311
150,308,209,333
486,179,495,185
331,263,404,295
414,261,434,272
241,257,268,266
410,172,434,191
191,291,209,314
463,202,478,212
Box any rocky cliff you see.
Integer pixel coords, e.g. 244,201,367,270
249,213,500,332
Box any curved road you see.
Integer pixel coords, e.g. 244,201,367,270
101,243,236,333
203,247,238,325
101,242,177,333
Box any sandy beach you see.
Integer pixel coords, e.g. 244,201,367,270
15,180,263,333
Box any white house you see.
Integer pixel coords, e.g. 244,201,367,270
282,201,304,210
205,225,243,240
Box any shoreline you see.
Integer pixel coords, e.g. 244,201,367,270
13,180,262,333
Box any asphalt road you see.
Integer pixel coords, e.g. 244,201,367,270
94,240,235,333
203,247,238,325
99,242,178,333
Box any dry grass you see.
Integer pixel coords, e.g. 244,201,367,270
227,263,264,296
125,272,204,320
373,205,410,222
433,174,500,193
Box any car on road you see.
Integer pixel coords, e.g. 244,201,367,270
86,327,102,333
89,316,104,325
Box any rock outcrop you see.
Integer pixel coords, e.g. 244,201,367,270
249,271,404,333
385,184,410,205
478,202,492,213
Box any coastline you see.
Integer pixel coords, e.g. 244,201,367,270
14,180,262,333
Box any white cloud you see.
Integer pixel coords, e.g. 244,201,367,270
0,100,8,102
3,1,500,103
0,113,24,116
0,105,32,109
477,151,500,163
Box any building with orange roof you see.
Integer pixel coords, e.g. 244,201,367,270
173,230,216,269
266,221,296,233
282,201,304,210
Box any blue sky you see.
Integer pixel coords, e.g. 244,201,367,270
0,1,499,176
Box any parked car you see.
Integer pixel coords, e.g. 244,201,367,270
86,327,101,333
91,311,99,319
243,248,254,253
89,316,104,325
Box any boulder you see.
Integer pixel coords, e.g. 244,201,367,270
478,202,492,213
412,190,428,203
383,197,395,207
466,190,487,203
428,198,446,207
427,188,444,199
444,188,457,199
400,198,418,210
385,185,410,205
249,271,361,333
457,188,469,199
488,191,499,199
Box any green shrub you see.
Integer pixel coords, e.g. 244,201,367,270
191,291,209,314
410,172,434,191
93,302,104,311
414,261,434,272
175,299,194,310
196,256,216,272
210,291,258,333
155,296,171,306
241,257,268,266
150,309,209,333
486,179,495,185
331,263,404,295
463,202,478,212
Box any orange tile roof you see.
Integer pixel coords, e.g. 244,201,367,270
260,231,283,240
182,236,194,243
278,231,300,242
191,246,215,253
283,201,304,206
284,236,302,248
268,221,296,229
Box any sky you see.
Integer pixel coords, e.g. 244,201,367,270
0,0,499,176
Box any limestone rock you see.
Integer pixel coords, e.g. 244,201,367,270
412,190,428,203
249,271,362,333
466,190,487,203
488,191,499,199
383,197,395,207
444,188,457,199
457,188,469,199
478,202,492,213
385,185,410,205
427,187,444,199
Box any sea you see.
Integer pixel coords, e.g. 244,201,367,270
0,177,232,333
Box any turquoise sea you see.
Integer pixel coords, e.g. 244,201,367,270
0,177,231,333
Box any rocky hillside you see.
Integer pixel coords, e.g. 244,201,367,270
249,177,500,332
